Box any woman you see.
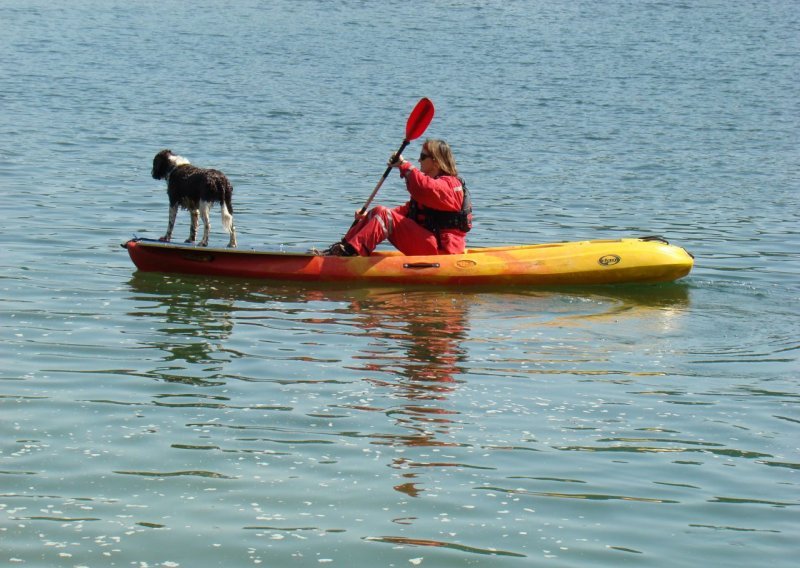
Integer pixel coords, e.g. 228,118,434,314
323,139,472,257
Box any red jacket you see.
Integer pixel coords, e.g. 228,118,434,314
398,163,468,254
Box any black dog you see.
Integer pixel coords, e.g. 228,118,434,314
151,149,237,247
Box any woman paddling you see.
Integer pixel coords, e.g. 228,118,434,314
322,139,472,256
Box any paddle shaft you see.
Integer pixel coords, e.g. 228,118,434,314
357,139,410,216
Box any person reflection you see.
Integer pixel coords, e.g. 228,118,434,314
346,290,470,498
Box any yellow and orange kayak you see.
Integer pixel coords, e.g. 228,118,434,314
122,236,693,286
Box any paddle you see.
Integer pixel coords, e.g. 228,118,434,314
356,97,435,217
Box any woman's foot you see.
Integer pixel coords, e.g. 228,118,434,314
320,241,358,256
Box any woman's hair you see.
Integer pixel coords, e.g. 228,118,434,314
423,139,458,177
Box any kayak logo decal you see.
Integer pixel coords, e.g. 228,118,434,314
598,254,621,266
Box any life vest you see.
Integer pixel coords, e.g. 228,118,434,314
408,178,472,233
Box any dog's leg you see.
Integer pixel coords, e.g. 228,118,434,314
198,201,211,247
221,202,237,248
186,209,199,243
161,204,178,242
227,221,237,248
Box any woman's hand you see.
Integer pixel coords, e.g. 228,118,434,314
388,153,407,168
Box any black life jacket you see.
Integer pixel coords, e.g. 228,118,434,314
408,177,472,233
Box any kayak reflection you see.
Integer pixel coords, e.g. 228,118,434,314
126,274,690,499
125,273,689,389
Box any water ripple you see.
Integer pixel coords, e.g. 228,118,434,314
113,470,236,479
365,536,527,558
477,486,680,504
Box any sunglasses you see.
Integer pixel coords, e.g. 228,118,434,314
419,152,432,161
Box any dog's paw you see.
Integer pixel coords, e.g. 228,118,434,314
199,241,209,247
159,236,171,242
184,238,195,244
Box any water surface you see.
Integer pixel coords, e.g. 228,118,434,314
1,1,798,566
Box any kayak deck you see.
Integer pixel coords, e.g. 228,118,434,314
122,236,693,286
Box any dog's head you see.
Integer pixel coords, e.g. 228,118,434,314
152,149,190,180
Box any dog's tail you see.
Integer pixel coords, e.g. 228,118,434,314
221,201,234,233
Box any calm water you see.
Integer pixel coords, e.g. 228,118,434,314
1,1,798,566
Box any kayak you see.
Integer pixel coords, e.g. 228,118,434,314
122,236,693,286
123,237,693,286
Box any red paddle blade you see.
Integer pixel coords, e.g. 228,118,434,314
405,97,435,141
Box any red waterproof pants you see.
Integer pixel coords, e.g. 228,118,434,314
343,205,439,256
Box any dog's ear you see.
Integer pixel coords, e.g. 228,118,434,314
152,150,170,179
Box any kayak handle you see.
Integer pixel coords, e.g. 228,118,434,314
403,262,440,269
